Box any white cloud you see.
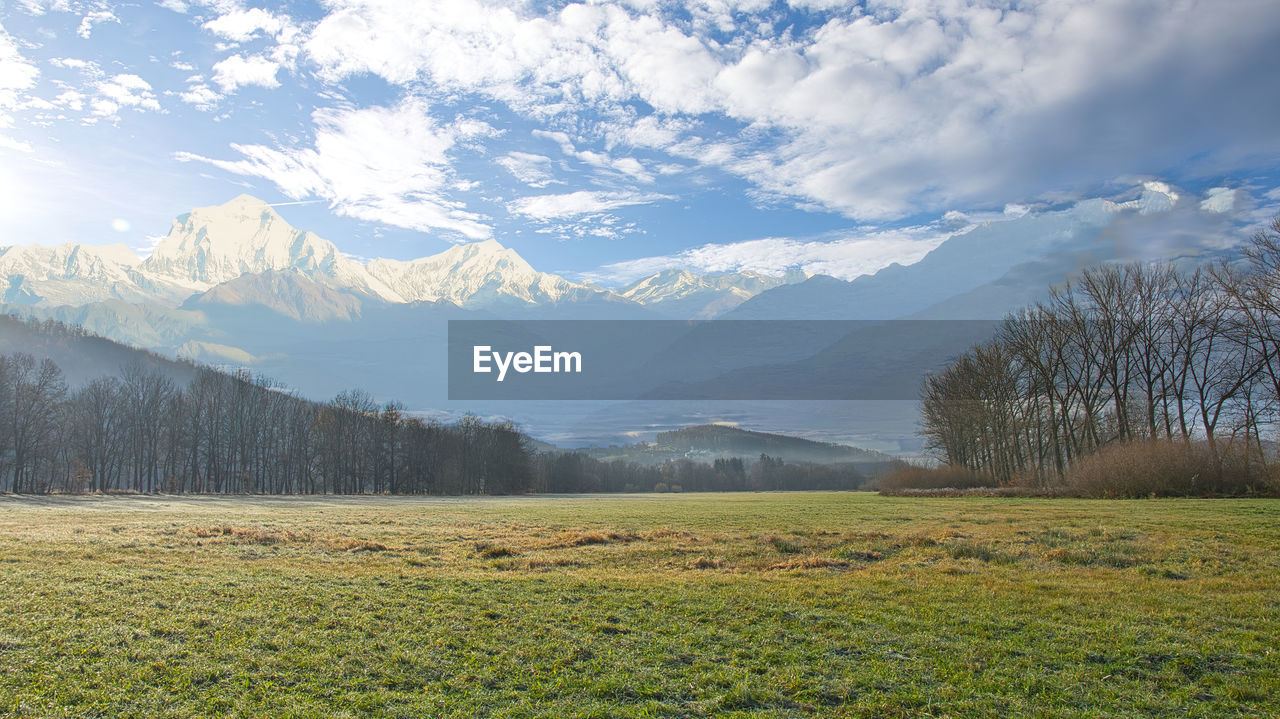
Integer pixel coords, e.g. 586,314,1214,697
507,190,673,220
92,74,161,118
496,151,557,187
179,83,220,110
76,10,118,39
54,89,84,111
586,226,945,285
1201,187,1238,214
302,1,719,117
532,213,643,241
175,99,493,239
1114,181,1180,215
203,8,286,43
295,1,1280,222
533,129,652,182
49,56,91,70
0,25,40,118
0,135,33,152
211,54,281,92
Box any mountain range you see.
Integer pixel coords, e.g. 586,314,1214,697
2,194,795,316
0,189,1248,452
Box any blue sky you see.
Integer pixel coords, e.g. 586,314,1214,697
1,0,1279,285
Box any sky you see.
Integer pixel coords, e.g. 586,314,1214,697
1,0,1279,286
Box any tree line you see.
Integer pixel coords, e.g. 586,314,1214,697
920,217,1280,489
0,326,870,494
528,453,867,493
0,356,532,495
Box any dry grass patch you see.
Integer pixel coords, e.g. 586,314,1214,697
551,530,639,548
185,525,311,545
837,549,884,562
688,556,725,569
474,541,519,559
328,538,390,553
768,556,850,571
526,557,586,569
643,527,694,540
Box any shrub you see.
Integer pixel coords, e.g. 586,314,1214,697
1062,440,1271,498
877,464,995,494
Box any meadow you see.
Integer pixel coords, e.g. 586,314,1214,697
0,492,1276,718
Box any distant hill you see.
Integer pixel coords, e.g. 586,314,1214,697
0,314,201,387
574,424,895,469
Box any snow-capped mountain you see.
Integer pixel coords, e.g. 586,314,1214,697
0,195,621,311
0,242,195,306
143,194,404,302
183,269,366,323
619,268,806,318
366,239,612,306
726,198,1131,320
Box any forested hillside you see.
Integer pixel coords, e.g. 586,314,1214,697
0,316,874,495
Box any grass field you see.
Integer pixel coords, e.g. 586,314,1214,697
0,492,1277,718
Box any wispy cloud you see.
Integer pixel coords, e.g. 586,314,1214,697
533,129,652,183
175,98,493,239
76,10,117,39
507,190,673,220
495,151,557,188
583,226,946,286
0,24,40,144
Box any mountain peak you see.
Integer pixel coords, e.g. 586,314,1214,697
221,194,277,213
143,195,334,286
139,195,404,301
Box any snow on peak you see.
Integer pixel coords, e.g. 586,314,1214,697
0,195,791,313
142,195,403,301
366,238,601,305
144,195,331,284
617,268,796,318
92,243,143,266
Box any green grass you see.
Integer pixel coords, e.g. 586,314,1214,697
0,492,1277,717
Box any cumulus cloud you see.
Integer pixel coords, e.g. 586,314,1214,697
92,73,161,118
294,0,1280,222
203,8,287,43
178,82,220,110
211,54,280,92
508,190,674,220
175,99,493,239
76,10,118,39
